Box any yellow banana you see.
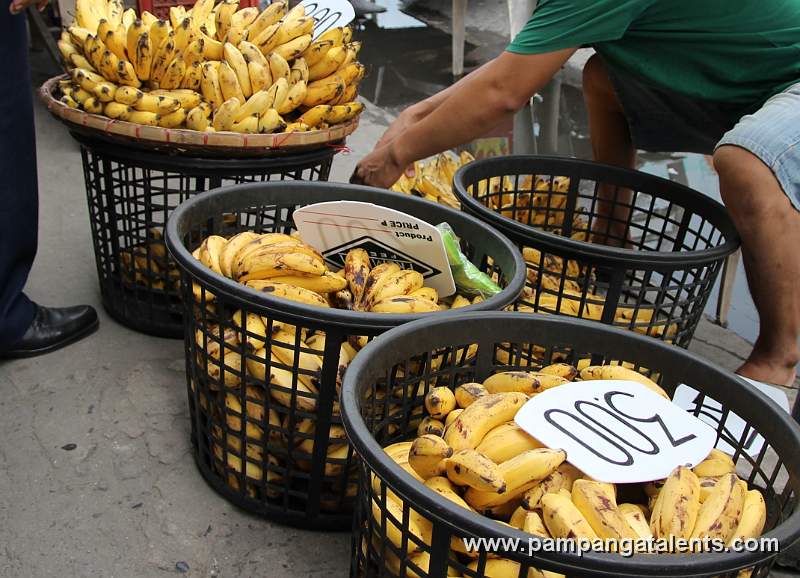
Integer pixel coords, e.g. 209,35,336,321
125,110,158,125
150,33,177,85
649,465,701,542
269,77,290,111
308,45,347,81
126,19,146,64
60,94,80,108
541,363,578,381
219,61,246,103
246,349,316,411
159,56,186,90
728,489,766,544
273,33,312,61
276,80,307,115
417,417,445,438
302,38,334,67
476,421,544,464
690,474,746,543
247,281,329,309
116,58,140,88
180,62,203,90
270,329,322,390
619,503,653,540
169,6,186,30
580,365,669,399
454,382,488,408
572,479,639,541
424,386,457,420
408,434,453,479
226,7,258,44
157,107,186,128
190,0,215,29
114,85,143,105
102,24,128,62
344,248,370,304
334,61,364,86
370,295,439,313
273,14,313,46
174,16,196,53
444,408,463,428
464,449,566,511
138,10,154,28
521,463,583,510
201,62,224,110
69,53,97,73
693,449,736,478
238,40,267,66
444,392,528,451
268,271,347,293
134,94,180,114
183,38,205,66
218,232,260,278
257,108,285,133
342,26,352,43
424,476,473,512
332,81,358,105
446,449,506,493
82,96,104,114
324,101,362,124
232,89,271,122
360,262,401,309
290,57,309,84
541,491,599,541
133,31,153,81
149,19,172,61
199,25,224,59
483,371,544,396
230,309,267,351
224,42,252,98
302,79,343,108
369,269,424,305
251,22,281,55
316,26,343,46
92,80,117,102
215,0,239,42
268,51,291,82
247,0,286,39
296,104,331,127
247,60,272,93
212,96,241,131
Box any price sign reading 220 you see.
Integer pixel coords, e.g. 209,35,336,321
515,381,716,483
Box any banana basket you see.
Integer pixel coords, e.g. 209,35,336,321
41,75,358,157
453,156,740,348
340,312,800,577
164,182,526,529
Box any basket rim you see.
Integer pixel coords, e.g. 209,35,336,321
165,182,528,332
40,74,360,154
453,155,741,267
340,312,800,576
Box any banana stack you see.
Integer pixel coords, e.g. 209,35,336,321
56,0,365,133
367,363,767,577
118,227,180,291
391,151,474,209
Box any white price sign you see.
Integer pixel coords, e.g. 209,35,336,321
514,381,717,483
300,0,356,39
672,379,790,457
293,201,456,297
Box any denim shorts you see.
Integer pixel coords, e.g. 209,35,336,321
608,68,800,210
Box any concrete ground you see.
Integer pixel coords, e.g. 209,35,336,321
2,36,798,578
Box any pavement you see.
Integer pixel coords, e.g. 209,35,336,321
1,39,798,578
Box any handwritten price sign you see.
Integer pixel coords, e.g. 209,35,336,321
300,0,356,39
515,381,716,483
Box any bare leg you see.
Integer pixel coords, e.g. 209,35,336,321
582,55,635,246
714,145,800,385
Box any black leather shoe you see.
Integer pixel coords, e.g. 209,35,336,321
351,0,386,16
0,304,99,359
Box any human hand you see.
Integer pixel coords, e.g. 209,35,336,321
10,0,48,14
350,142,406,189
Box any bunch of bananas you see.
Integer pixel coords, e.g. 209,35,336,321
391,151,475,209
56,0,365,132
118,227,180,291
368,363,767,577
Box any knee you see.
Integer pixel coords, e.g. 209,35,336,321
714,145,785,218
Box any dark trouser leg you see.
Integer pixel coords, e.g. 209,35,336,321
0,5,37,349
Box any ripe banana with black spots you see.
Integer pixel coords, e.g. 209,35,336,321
417,416,445,438
218,61,246,103
247,0,286,40
693,449,736,477
424,387,457,420
649,465,700,542
444,392,528,451
201,62,224,109
224,42,252,97
619,503,653,540
344,248,370,305
541,491,599,541
454,382,488,408
727,488,766,545
690,473,746,543
521,463,582,510
483,371,544,396
464,449,566,511
212,96,241,131
370,295,439,313
258,108,285,133
572,479,639,541
359,262,400,309
446,449,506,493
368,269,424,306
246,281,330,308
268,271,347,293
408,434,453,479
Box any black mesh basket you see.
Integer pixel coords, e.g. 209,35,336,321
453,156,740,347
165,182,526,530
341,312,800,578
77,132,338,338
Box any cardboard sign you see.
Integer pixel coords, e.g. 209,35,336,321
672,380,790,457
301,0,355,39
514,381,717,483
293,201,456,297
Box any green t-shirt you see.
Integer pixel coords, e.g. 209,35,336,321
507,0,800,111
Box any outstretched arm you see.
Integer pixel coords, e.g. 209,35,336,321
352,47,576,188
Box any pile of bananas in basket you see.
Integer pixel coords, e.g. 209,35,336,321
391,151,476,209
56,0,364,132
371,364,767,577
118,227,181,291
191,231,481,314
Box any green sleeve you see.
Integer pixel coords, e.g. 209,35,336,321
507,0,655,55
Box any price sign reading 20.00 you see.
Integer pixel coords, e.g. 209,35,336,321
514,380,716,483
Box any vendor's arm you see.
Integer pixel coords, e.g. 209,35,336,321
353,47,576,188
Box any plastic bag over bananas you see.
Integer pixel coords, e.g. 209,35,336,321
57,0,365,133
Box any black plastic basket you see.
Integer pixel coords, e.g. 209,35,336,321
77,132,338,338
341,312,800,577
165,182,526,530
453,156,740,347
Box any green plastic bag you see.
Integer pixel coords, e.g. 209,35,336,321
437,223,501,298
